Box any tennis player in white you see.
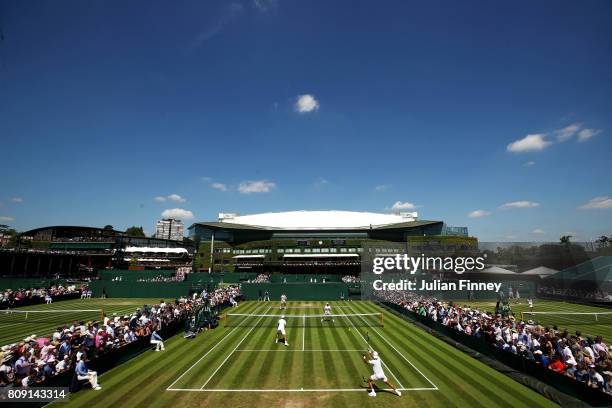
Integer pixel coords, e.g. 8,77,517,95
363,350,401,397
276,315,289,346
280,294,287,310
321,302,334,323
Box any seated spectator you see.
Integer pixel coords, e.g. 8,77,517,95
150,329,165,352
75,358,101,390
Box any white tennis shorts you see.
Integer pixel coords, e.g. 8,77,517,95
370,374,388,382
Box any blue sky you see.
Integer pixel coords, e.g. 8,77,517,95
0,0,610,241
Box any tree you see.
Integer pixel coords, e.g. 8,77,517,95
103,225,114,231
560,235,572,245
596,235,610,249
8,233,31,248
125,226,145,237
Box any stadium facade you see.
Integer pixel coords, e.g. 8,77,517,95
188,210,475,273
0,226,195,276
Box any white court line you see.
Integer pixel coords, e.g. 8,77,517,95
168,387,437,392
338,306,406,390
166,304,266,391
302,314,305,351
236,349,367,352
282,306,354,309
199,306,272,390
352,304,438,390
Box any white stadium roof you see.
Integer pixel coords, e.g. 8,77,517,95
521,266,558,277
217,210,418,230
480,266,519,275
124,247,188,254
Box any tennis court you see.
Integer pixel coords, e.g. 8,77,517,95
167,302,435,393
50,300,558,407
450,298,612,340
0,298,161,346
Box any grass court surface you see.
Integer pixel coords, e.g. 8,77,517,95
450,298,612,340
0,298,161,346
52,301,556,408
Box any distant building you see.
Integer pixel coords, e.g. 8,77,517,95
0,233,10,247
12,225,195,275
155,219,184,241
189,210,474,273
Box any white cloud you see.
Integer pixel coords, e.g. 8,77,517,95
577,128,601,142
294,94,319,113
238,180,276,194
155,194,186,203
532,228,545,235
167,194,186,203
524,161,536,167
507,134,552,152
10,197,23,203
375,184,391,192
161,208,194,219
391,201,416,211
0,216,14,222
211,182,229,192
555,123,582,142
468,210,491,218
579,196,612,210
499,201,540,209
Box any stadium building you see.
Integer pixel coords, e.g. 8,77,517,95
188,210,475,273
0,225,195,276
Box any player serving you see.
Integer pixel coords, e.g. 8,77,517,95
363,350,401,397
321,302,334,323
280,293,287,310
276,315,289,346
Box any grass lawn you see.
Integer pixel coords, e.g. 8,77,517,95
449,298,612,340
51,301,558,408
0,298,161,346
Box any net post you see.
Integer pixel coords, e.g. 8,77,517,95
596,314,598,322
100,309,105,323
25,312,28,321
224,313,228,328
520,312,524,321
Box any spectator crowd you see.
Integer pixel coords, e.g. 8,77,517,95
379,291,612,395
0,284,241,391
1,285,82,309
135,274,185,283
248,274,270,283
537,286,612,302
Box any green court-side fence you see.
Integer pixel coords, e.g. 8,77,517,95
89,280,195,298
98,269,177,281
269,274,342,283
241,283,358,301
